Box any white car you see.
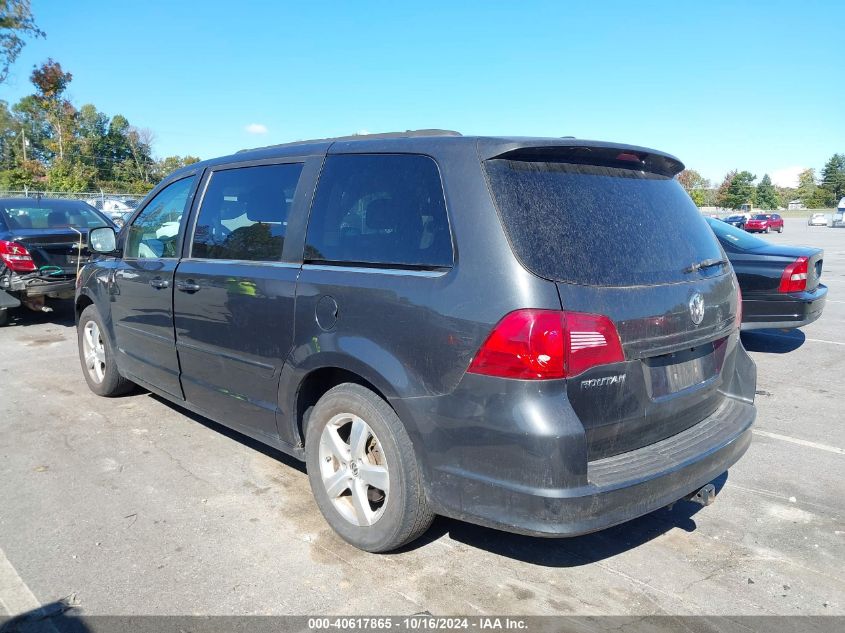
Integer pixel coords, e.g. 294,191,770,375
808,213,828,226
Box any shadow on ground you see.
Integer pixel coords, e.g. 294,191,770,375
741,329,805,353
0,600,87,633
1,299,75,330
145,388,728,566
408,471,728,566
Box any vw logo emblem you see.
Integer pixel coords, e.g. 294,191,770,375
689,293,705,326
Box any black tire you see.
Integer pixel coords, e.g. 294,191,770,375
0,309,8,327
305,383,434,552
77,305,134,397
764,226,769,233
778,226,783,233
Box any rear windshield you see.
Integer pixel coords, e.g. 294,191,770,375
484,160,724,286
0,201,108,230
752,214,770,220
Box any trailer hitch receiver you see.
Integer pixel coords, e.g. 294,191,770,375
686,483,717,507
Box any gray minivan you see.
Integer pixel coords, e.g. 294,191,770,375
77,132,757,552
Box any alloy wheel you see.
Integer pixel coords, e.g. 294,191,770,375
83,320,106,384
318,413,390,526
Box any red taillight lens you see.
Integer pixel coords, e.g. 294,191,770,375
778,256,808,293
467,309,624,380
0,240,37,272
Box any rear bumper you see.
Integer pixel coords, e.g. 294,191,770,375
421,397,754,537
398,340,757,537
0,274,77,304
741,284,827,330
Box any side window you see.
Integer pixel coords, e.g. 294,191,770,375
125,177,196,259
305,154,453,268
191,163,303,261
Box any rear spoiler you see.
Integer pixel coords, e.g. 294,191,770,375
482,142,685,178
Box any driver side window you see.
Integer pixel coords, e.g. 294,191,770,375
125,176,196,259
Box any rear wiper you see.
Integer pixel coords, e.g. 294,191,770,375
683,258,727,274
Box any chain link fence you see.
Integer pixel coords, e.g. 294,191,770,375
0,189,148,218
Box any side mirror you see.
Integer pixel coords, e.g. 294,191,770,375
89,227,118,254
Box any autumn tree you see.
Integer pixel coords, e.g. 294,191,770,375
30,58,75,161
755,174,779,210
0,0,45,83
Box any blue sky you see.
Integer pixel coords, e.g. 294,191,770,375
2,0,843,187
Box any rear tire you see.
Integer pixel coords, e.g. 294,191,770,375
77,305,134,396
305,383,434,552
0,309,7,327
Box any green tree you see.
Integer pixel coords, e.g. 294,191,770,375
717,170,755,210
0,0,45,83
796,169,819,207
755,174,779,209
689,189,706,206
820,153,845,203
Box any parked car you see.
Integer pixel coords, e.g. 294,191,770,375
723,214,746,229
705,217,826,329
831,198,845,227
76,133,757,552
744,213,783,233
808,213,828,226
0,198,114,325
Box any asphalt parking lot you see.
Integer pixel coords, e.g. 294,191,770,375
0,217,842,618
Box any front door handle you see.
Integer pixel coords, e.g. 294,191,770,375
176,280,201,293
149,277,169,289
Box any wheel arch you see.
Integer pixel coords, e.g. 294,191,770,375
293,365,394,449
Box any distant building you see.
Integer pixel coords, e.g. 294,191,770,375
787,199,805,210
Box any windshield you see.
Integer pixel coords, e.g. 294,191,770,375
752,214,770,220
483,159,724,286
0,200,109,230
705,216,768,250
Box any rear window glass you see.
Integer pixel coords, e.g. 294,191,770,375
0,202,108,230
484,160,724,286
305,154,453,268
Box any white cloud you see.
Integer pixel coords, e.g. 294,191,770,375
244,123,268,135
770,165,806,188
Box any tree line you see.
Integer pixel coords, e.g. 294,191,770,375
0,59,199,194
678,156,845,210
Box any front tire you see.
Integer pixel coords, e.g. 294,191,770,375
77,305,134,396
305,383,434,552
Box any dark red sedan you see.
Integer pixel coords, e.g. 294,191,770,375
744,213,784,233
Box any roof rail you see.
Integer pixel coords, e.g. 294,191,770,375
239,129,462,153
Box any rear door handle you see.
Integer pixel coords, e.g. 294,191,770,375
149,277,169,289
176,280,201,293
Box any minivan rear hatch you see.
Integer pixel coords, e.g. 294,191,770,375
483,145,741,460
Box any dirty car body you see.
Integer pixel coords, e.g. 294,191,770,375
75,133,757,548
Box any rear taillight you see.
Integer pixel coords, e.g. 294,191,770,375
0,240,37,272
467,309,625,380
778,256,808,293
